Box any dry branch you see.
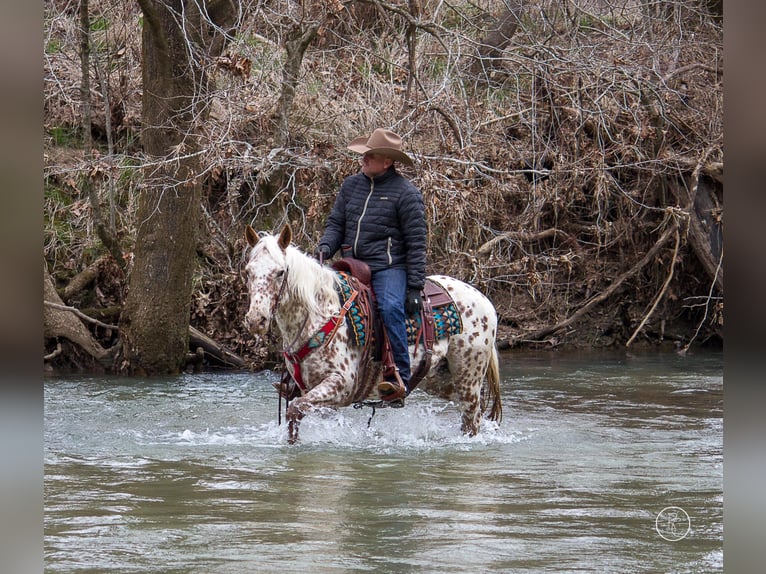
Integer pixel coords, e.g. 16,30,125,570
626,223,680,347
61,255,107,302
44,301,117,331
189,325,246,368
44,261,116,364
477,228,582,255
515,218,680,344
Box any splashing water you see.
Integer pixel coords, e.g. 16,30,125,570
45,351,722,573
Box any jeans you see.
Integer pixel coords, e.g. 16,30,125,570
371,267,411,384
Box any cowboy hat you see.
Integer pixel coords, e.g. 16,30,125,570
347,128,414,166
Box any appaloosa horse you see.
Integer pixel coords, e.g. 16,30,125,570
243,224,502,443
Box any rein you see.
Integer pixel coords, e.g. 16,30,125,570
276,278,360,424
267,267,290,426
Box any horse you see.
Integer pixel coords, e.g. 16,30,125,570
243,224,503,443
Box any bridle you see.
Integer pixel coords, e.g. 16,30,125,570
270,267,289,322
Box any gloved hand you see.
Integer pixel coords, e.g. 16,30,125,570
405,288,423,315
315,245,331,263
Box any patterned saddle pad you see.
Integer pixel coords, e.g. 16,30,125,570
335,272,462,347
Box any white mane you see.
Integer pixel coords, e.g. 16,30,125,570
251,234,339,318
285,245,340,316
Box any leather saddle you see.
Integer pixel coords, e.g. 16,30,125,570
331,257,451,392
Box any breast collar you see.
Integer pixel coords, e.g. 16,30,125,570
282,287,359,392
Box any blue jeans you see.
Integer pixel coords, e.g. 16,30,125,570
371,267,411,384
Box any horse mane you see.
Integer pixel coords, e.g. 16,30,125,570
282,244,339,317
248,233,340,317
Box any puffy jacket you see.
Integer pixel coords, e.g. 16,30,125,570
318,166,427,290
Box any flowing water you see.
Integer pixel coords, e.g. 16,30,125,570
44,350,722,573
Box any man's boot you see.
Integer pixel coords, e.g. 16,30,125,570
378,369,407,405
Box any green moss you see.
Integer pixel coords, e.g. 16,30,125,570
48,126,82,148
90,16,109,32
45,38,62,54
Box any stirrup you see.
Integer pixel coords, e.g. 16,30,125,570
378,378,407,402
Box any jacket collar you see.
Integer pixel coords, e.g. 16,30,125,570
363,165,397,184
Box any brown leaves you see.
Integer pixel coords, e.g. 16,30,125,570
215,53,252,78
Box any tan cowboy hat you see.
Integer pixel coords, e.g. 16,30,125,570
347,128,414,166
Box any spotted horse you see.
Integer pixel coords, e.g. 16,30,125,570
243,224,503,443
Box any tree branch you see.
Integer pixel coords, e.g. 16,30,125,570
516,217,680,344
477,228,582,255
44,300,118,331
626,222,680,347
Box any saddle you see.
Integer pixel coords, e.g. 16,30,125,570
331,257,454,393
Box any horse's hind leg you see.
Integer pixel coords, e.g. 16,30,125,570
445,340,487,436
459,388,481,436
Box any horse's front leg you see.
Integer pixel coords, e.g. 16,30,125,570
286,402,305,444
284,373,351,444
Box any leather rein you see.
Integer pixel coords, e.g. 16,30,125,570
273,267,359,423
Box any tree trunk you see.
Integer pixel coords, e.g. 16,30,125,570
121,0,237,375
471,1,523,81
80,0,124,267
667,163,723,292
275,23,319,147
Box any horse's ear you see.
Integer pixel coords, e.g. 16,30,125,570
245,225,259,248
277,223,292,251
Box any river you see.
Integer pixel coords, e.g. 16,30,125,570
44,350,722,573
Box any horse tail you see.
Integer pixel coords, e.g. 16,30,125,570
484,344,503,423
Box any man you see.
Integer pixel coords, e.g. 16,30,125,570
316,128,426,403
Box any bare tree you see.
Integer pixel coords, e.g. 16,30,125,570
44,1,723,367
79,0,124,265
470,0,523,83
120,0,238,374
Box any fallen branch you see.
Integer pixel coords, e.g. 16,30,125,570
44,342,63,361
681,244,724,354
626,222,680,347
44,300,117,331
662,62,721,84
189,325,246,368
427,105,464,148
515,217,679,343
61,255,108,302
671,157,723,184
44,260,116,365
477,228,582,256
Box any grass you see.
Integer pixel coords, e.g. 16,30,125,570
48,126,82,148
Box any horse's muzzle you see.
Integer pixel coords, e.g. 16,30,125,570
245,311,269,334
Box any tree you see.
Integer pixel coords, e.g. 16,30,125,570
44,1,723,367
471,0,523,83
120,0,238,374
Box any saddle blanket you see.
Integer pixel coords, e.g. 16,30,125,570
336,272,463,347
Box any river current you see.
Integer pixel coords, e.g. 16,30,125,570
44,350,722,573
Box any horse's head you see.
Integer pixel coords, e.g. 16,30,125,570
243,224,292,335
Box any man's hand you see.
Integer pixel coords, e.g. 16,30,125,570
405,288,423,315
315,245,331,263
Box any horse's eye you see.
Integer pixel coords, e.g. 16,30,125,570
275,270,285,279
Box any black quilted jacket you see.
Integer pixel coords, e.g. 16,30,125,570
318,166,427,290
